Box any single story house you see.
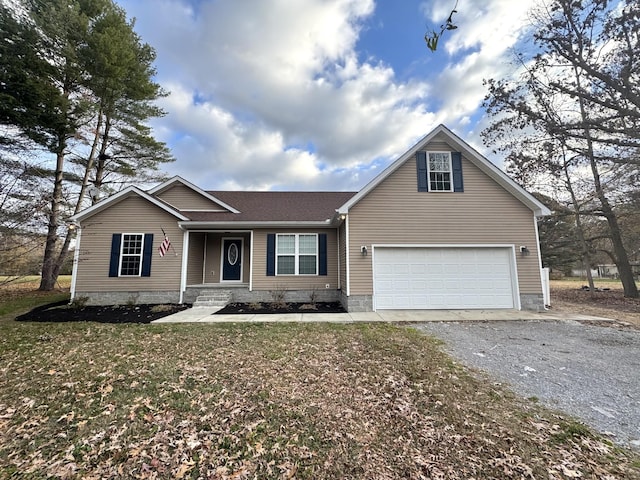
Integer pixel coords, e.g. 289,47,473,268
70,124,550,311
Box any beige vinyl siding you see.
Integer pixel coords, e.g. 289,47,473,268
204,235,221,283
203,233,250,283
187,233,205,285
252,228,339,291
155,184,228,211
76,195,183,291
348,140,541,296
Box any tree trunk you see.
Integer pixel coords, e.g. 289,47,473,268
601,207,638,297
75,107,102,212
575,70,639,298
93,114,112,198
39,148,65,291
562,147,596,295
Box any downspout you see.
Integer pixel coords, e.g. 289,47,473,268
69,226,81,302
533,214,549,310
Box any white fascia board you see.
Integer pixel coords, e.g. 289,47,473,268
337,124,551,218
69,186,189,223
436,127,551,217
178,221,335,230
147,176,240,214
337,127,442,214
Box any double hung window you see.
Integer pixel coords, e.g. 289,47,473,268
276,234,318,275
428,152,452,191
119,233,144,276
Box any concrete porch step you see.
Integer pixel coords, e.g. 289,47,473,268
193,291,231,307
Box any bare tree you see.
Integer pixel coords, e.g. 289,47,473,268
483,0,639,297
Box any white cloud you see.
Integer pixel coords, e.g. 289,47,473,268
119,0,538,190
417,0,539,154
122,0,442,190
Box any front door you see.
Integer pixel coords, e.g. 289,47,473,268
222,238,242,282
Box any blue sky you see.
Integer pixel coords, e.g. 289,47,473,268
115,0,538,191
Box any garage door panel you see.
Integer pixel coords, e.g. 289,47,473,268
374,247,516,310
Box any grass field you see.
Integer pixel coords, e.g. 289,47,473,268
1,316,639,477
0,276,71,320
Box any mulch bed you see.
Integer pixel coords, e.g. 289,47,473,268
215,302,346,315
15,300,191,324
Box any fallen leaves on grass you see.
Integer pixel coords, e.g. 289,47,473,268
550,282,640,327
0,322,638,479
553,286,640,313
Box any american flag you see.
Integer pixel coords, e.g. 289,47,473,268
158,234,171,257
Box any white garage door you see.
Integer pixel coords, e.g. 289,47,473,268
373,247,516,310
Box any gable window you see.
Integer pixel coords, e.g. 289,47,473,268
276,234,317,275
416,151,464,192
428,152,452,191
109,233,154,277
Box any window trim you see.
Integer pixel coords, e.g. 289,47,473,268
275,233,319,276
118,232,145,277
427,151,454,192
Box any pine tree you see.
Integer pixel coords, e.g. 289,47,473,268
0,0,174,289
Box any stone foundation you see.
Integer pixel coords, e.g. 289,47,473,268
75,289,545,312
340,292,545,313
339,292,374,312
519,293,545,312
230,288,339,304
75,291,180,306
183,286,341,305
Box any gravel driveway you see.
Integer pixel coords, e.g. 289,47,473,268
415,320,640,449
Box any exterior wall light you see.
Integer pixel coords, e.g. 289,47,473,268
361,246,368,256
520,246,530,256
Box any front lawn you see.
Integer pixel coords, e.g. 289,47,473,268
0,321,638,479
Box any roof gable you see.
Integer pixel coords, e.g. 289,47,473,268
338,124,551,217
148,176,240,213
69,186,190,223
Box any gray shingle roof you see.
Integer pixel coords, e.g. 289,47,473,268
181,191,356,222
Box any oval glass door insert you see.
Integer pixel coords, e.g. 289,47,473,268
228,243,239,266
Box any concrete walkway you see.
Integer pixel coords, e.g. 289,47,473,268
152,306,614,323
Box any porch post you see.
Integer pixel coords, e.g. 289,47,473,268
179,230,189,304
249,230,254,291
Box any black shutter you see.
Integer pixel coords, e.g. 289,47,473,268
416,151,428,191
141,233,153,277
109,234,121,277
452,152,464,192
318,233,327,276
266,233,276,276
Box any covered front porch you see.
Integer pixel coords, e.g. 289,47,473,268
182,231,251,303
180,227,342,306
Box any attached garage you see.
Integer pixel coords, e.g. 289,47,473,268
372,246,518,310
